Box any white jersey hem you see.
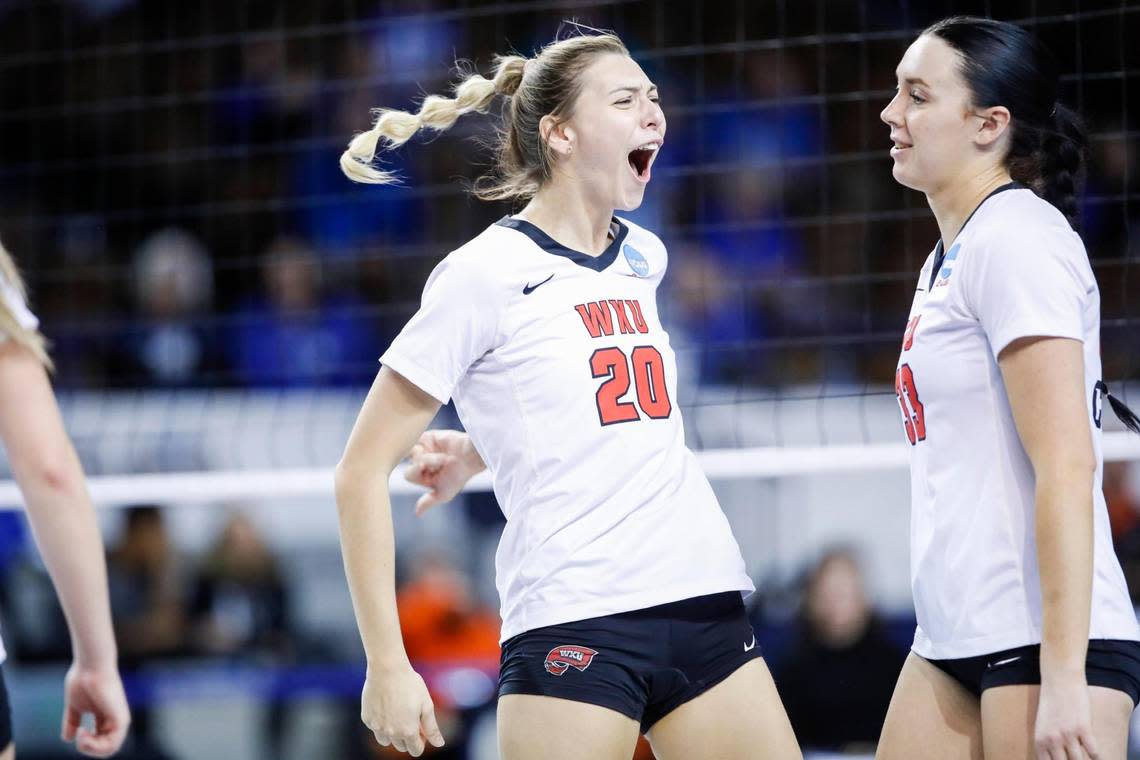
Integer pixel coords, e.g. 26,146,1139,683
499,575,755,643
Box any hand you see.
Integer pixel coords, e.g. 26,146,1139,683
361,662,445,757
1035,671,1100,760
61,662,130,758
404,430,485,516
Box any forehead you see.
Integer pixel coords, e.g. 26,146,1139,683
580,52,654,93
896,34,964,90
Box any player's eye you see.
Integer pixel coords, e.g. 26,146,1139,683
615,97,633,105
910,90,926,104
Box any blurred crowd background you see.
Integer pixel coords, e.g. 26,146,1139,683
0,0,1137,758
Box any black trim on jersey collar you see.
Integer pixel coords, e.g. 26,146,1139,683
928,181,1027,290
496,216,629,272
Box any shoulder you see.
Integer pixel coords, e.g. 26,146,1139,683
970,189,1085,259
614,216,668,278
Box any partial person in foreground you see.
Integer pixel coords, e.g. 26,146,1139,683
334,28,801,760
0,243,130,758
876,16,1140,760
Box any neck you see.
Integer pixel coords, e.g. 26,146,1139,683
926,165,1013,247
517,178,615,257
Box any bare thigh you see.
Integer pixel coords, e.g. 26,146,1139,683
981,684,1133,760
646,659,802,760
0,741,12,760
497,694,640,760
876,653,983,760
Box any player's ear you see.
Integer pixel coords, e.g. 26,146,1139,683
972,105,1010,148
540,115,573,159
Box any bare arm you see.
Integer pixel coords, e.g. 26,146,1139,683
0,341,128,756
335,365,445,755
999,336,1098,757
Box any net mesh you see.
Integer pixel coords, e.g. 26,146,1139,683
0,0,1136,481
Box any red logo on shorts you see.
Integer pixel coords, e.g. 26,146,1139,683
544,645,598,676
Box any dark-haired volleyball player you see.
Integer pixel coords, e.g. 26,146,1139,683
333,30,801,760
876,16,1140,760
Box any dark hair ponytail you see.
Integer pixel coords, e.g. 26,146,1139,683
1039,104,1088,227
925,16,1088,229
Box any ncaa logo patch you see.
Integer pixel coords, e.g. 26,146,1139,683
935,242,961,287
623,244,650,277
544,645,598,676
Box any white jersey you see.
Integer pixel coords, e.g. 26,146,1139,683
0,268,40,665
382,216,753,641
898,184,1140,660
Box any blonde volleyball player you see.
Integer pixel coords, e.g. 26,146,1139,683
333,31,801,760
876,16,1140,760
0,243,129,758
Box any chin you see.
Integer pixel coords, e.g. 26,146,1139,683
891,164,925,192
616,188,647,212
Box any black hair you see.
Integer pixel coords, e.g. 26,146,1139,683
925,16,1087,228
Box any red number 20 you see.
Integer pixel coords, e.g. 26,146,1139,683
894,363,926,445
590,346,673,425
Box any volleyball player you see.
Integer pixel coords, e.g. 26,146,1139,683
334,32,802,760
0,243,130,758
876,17,1140,760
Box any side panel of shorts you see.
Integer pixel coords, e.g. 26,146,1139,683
924,639,1140,705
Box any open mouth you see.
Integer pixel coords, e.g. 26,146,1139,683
627,143,659,183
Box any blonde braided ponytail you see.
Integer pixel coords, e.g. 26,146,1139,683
340,55,527,184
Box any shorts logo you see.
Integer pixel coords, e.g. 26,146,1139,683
544,645,598,676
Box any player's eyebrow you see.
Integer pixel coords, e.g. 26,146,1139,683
895,71,930,88
609,84,659,95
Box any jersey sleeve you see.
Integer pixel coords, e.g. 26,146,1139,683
379,254,502,405
961,224,1090,359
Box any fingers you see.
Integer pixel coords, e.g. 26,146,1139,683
1079,733,1100,760
414,491,442,517
404,451,449,487
371,727,427,757
60,701,81,742
421,701,445,748
73,707,129,758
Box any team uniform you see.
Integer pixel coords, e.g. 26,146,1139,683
895,182,1140,700
381,215,758,729
0,269,40,746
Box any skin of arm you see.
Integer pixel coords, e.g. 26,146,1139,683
999,335,1099,755
0,341,128,757
334,365,445,755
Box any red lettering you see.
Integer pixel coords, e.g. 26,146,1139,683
609,300,635,335
575,302,614,338
626,300,649,334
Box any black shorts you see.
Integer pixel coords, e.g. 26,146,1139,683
498,591,761,734
924,639,1140,705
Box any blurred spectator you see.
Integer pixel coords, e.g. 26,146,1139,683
1107,462,1140,608
108,505,187,660
188,513,291,660
364,551,500,759
774,547,905,753
113,228,223,386
189,512,292,760
107,504,187,758
1106,461,1140,544
227,237,378,387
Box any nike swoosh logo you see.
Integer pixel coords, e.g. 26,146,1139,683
988,655,1020,668
523,273,554,295
743,635,756,652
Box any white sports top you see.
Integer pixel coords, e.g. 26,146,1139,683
898,185,1140,660
382,216,754,641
